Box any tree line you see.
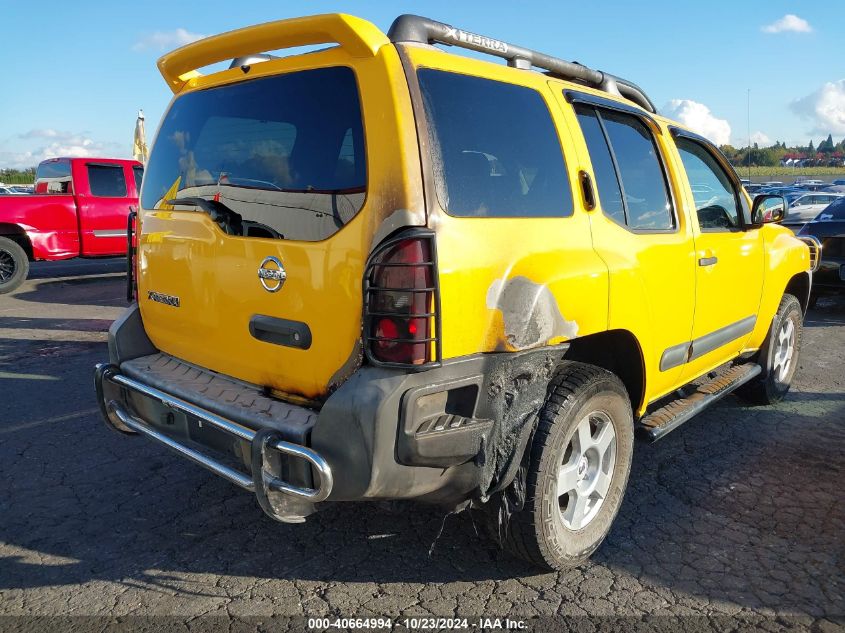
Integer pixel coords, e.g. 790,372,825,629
721,134,845,168
0,168,36,184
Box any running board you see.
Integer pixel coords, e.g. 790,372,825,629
636,363,762,442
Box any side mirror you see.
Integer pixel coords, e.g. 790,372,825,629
752,194,786,226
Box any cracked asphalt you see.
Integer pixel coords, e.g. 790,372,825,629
0,260,843,632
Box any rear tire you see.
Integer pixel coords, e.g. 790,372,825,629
492,362,634,570
736,293,803,405
0,236,28,294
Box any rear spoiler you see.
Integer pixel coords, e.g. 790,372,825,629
157,13,389,93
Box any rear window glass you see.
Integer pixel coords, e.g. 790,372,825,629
141,66,366,242
35,159,72,194
418,69,572,218
87,164,127,197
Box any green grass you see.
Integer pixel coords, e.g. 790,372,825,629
0,174,34,185
728,165,845,177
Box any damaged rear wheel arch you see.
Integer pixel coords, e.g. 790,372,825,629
563,329,645,415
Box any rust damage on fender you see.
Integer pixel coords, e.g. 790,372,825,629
486,276,579,350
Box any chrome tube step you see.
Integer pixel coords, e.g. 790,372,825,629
636,363,762,442
94,363,334,518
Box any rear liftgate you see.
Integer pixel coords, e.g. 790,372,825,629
95,363,333,523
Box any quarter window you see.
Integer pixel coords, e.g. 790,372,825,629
418,69,572,218
575,105,674,230
675,138,741,231
88,164,127,197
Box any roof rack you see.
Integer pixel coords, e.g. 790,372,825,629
387,14,657,114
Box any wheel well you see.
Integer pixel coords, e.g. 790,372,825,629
0,224,34,260
785,271,811,313
564,329,645,413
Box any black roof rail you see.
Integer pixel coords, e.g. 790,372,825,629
387,14,657,114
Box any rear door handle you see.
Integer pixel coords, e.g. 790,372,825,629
698,256,718,267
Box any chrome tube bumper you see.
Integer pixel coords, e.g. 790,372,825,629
95,363,333,513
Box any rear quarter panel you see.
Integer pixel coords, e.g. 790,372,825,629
0,194,80,259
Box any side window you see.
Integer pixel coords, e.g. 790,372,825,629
574,105,674,230
34,159,73,194
88,164,127,197
574,108,625,225
418,69,573,218
133,166,144,194
675,138,741,231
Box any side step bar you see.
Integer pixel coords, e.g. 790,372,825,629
636,363,762,442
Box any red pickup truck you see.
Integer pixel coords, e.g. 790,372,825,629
0,157,142,293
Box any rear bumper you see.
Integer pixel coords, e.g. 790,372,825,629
95,363,333,521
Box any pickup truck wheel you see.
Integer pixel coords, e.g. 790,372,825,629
0,237,28,294
497,362,634,570
736,293,803,405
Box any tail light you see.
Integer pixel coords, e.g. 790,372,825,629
364,231,440,368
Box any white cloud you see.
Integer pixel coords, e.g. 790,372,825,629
0,129,127,170
663,99,732,146
750,131,771,146
132,28,206,52
790,80,845,135
20,129,61,139
761,14,812,34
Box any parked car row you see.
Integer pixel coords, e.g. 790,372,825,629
0,184,34,195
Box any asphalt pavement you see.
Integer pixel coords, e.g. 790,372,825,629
0,259,842,632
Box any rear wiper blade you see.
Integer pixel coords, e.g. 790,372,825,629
167,197,243,235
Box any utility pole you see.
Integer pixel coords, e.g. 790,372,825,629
747,89,752,182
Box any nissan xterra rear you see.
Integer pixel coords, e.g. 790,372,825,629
95,14,819,569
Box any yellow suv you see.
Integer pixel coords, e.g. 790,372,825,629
95,14,820,569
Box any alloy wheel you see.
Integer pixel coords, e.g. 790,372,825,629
772,318,796,383
557,411,617,531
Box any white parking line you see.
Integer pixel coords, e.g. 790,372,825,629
1,407,99,434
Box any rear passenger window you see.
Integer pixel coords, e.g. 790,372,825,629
675,138,740,231
575,109,625,225
418,69,572,218
575,105,674,230
88,165,127,197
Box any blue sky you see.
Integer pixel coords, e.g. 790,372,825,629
1,1,843,169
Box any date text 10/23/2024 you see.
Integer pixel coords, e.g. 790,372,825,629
307,618,527,630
